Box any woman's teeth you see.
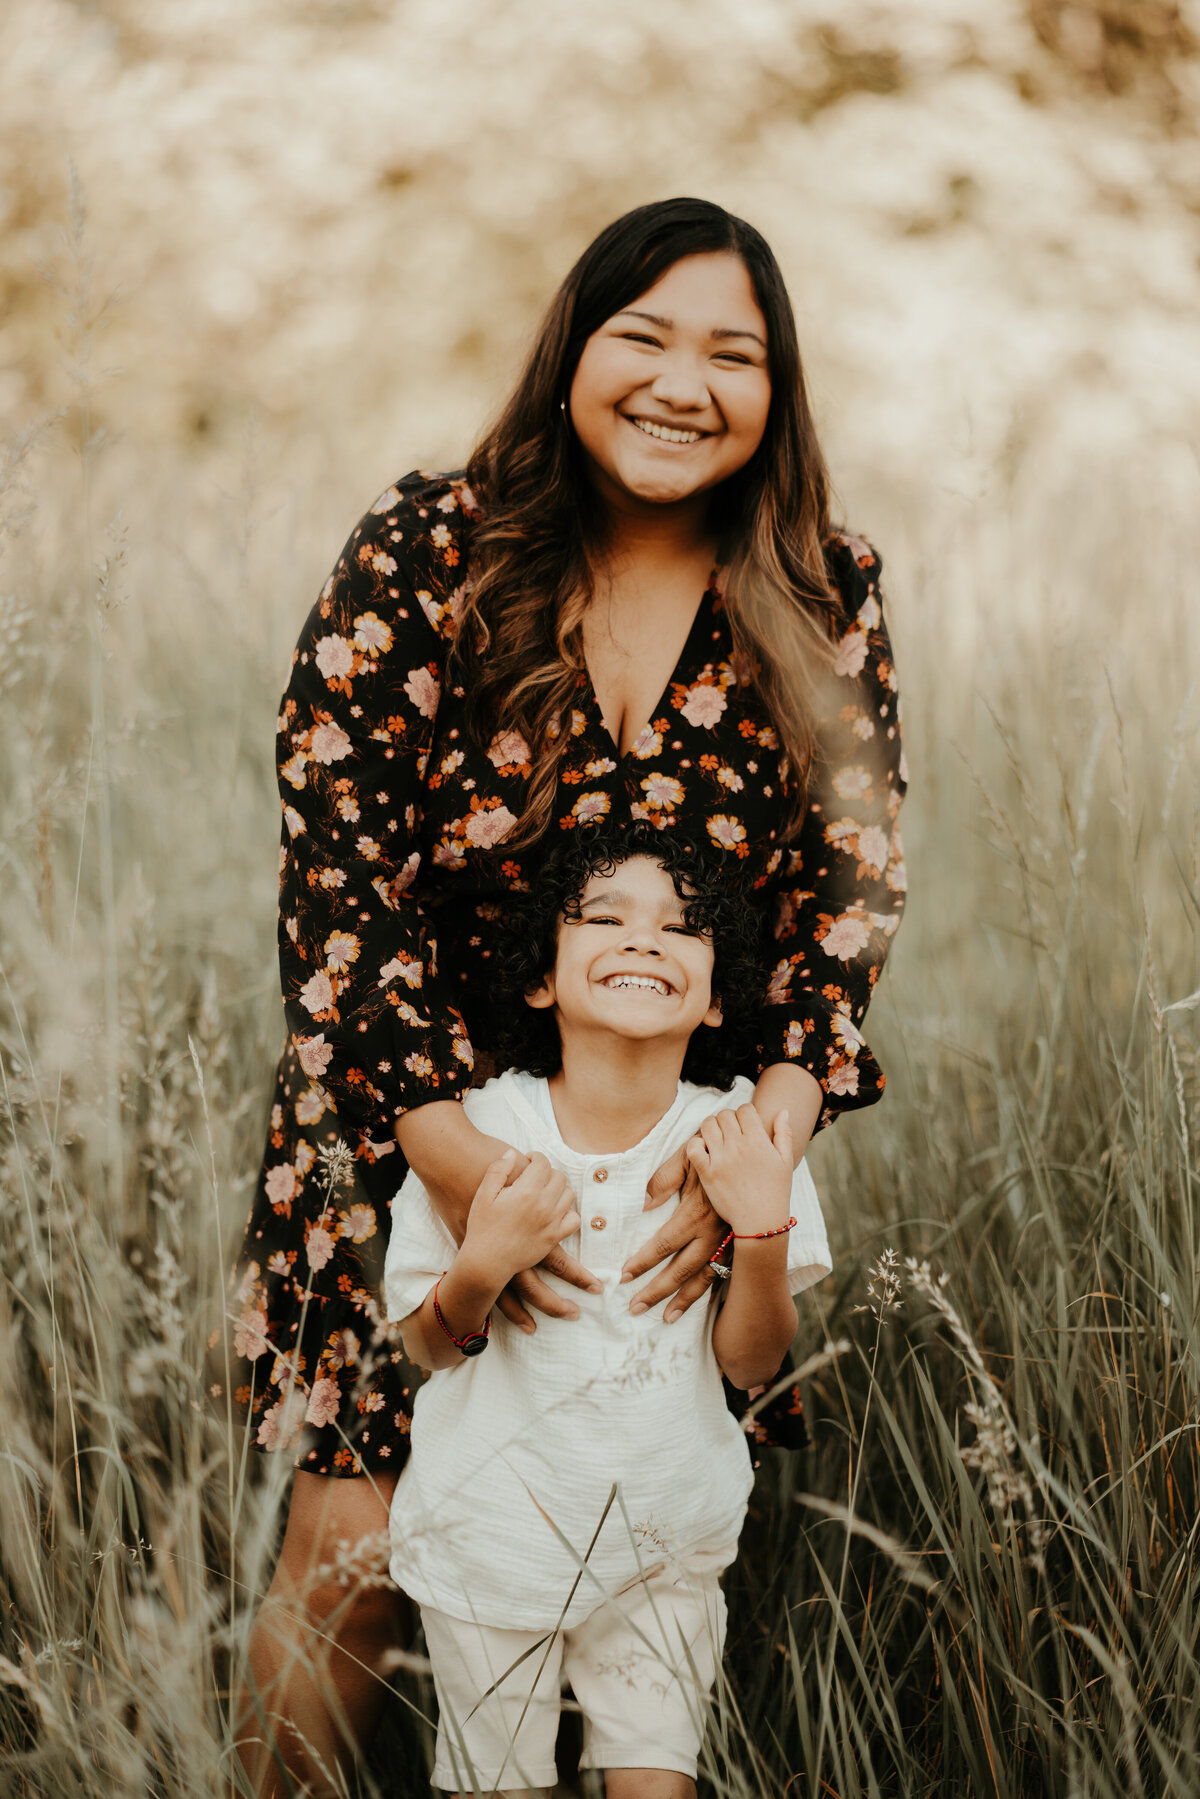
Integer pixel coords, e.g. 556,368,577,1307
630,418,703,445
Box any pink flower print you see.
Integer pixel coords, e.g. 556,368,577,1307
306,1224,336,1270
833,630,869,679
403,666,441,719
315,634,355,680
299,971,334,1015
717,765,744,792
831,1013,865,1053
433,840,466,869
642,774,685,811
452,1032,475,1067
378,954,423,989
727,650,755,686
336,794,361,822
857,826,889,874
354,611,393,654
766,960,791,1003
630,724,663,760
305,1377,342,1429
295,1034,333,1079
294,1140,316,1176
833,767,874,802
283,806,306,838
888,854,908,894
405,1052,434,1079
680,683,727,729
820,913,872,961
324,930,361,971
280,752,308,791
572,792,611,824
852,714,876,741
370,485,402,514
827,1061,860,1096
370,549,398,576
857,594,881,630
707,814,746,852
357,836,381,860
430,522,452,550
294,1086,326,1126
464,805,518,848
318,866,346,889
339,1204,376,1244
234,1306,271,1361
255,1400,285,1450
309,721,352,764
784,1021,808,1056
264,1164,298,1207
485,728,531,768
838,532,876,568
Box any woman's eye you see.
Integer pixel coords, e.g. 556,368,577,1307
619,333,661,348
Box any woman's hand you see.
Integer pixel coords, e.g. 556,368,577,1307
620,1153,726,1324
687,1106,792,1237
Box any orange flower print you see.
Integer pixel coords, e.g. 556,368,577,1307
339,1204,377,1244
325,930,361,971
294,1087,326,1126
378,953,423,988
280,752,308,791
572,792,611,824
707,814,747,853
832,766,874,802
642,774,685,811
354,612,393,655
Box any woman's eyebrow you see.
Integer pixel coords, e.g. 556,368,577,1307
613,309,766,349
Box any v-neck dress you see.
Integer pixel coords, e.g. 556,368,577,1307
228,470,907,1475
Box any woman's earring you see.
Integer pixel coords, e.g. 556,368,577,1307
559,399,567,413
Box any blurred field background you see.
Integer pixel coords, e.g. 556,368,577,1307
2,1,1199,1793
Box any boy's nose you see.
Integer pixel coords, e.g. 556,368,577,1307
619,939,662,956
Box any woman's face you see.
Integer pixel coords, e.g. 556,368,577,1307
568,252,772,514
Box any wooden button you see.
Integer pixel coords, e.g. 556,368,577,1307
592,1168,608,1183
590,1216,607,1231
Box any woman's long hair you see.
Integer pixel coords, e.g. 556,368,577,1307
455,196,842,850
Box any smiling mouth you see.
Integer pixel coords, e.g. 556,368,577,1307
601,974,674,996
626,416,708,446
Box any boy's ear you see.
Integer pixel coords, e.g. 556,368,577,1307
524,975,557,1011
701,992,723,1030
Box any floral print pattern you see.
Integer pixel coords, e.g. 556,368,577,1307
226,471,906,1474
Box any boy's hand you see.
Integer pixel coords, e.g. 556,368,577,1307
461,1150,581,1290
686,1106,792,1238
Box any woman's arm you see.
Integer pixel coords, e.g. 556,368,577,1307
276,478,482,1159
758,537,906,1128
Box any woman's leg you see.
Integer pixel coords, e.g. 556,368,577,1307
604,1774,694,1799
237,1469,401,1797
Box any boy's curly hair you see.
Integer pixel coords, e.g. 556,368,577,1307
493,822,766,1089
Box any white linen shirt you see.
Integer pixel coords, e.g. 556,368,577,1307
384,1070,831,1630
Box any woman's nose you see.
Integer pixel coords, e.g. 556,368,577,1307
650,356,710,411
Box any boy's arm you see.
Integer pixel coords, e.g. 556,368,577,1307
687,1106,801,1391
398,1150,581,1371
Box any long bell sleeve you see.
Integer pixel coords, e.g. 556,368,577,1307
758,537,908,1129
275,474,478,1163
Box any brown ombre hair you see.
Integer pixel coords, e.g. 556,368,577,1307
456,197,842,850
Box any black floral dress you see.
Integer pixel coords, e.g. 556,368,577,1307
226,471,907,1474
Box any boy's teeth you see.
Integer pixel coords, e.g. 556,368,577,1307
631,418,702,445
605,975,670,995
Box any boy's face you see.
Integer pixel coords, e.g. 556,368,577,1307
526,854,722,1050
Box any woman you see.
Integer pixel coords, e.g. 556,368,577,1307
230,197,906,1793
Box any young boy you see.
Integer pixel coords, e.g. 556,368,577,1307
383,827,831,1798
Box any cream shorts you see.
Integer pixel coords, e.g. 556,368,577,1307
421,1561,730,1792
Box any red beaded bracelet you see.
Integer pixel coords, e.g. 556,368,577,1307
710,1216,797,1265
432,1274,490,1357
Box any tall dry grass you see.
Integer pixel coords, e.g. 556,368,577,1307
1,199,1198,1798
